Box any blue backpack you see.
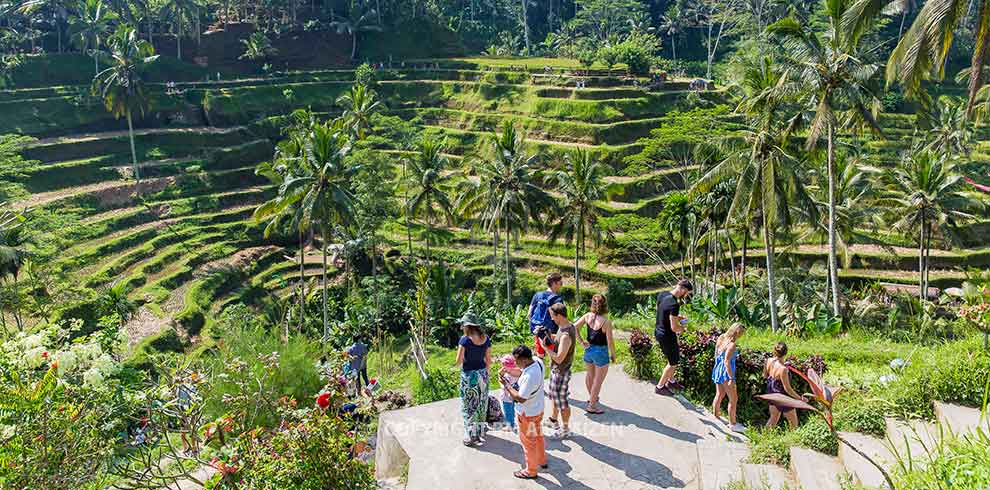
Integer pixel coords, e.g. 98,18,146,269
530,292,561,334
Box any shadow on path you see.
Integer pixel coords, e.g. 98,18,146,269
570,399,703,444
569,433,685,488
475,433,595,490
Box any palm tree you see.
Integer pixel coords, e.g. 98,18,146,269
926,96,972,157
70,0,115,77
405,138,455,263
0,206,27,332
336,83,383,141
460,122,553,303
845,0,989,113
659,5,683,64
93,25,158,187
160,0,197,61
768,1,884,317
693,56,812,331
803,151,879,271
879,149,981,300
547,149,613,303
330,4,381,60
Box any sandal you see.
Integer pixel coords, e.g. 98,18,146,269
513,470,537,480
586,407,605,415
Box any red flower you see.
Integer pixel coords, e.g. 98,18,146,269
41,352,48,359
315,392,331,410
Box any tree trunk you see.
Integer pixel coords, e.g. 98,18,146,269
827,124,841,317
224,0,230,30
127,111,140,186
505,222,512,304
176,18,182,61
321,227,329,345
493,226,500,304
741,225,749,289
520,0,531,55
575,222,582,304
299,228,306,333
351,32,358,60
918,219,925,302
671,36,676,63
763,211,779,331
924,223,932,301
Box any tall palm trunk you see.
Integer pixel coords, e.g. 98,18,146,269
298,228,306,333
918,218,925,302
763,210,779,331
741,225,749,289
520,0,531,54
827,124,841,317
176,18,182,61
575,220,582,303
127,111,140,185
505,222,512,304
493,227,500,304
321,226,329,345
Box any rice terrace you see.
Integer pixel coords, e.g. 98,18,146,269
1,0,989,489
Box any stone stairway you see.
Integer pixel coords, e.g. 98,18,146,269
696,401,988,490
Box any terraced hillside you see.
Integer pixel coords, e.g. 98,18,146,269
3,59,988,357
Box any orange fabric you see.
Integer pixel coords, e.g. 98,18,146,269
517,412,547,476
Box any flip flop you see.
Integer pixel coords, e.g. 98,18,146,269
514,470,538,480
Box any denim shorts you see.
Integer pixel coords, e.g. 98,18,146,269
583,344,610,367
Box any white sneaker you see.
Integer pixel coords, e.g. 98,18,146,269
731,423,747,433
550,428,571,439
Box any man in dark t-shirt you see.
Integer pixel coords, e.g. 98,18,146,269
654,279,693,396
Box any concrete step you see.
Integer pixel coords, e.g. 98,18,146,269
836,432,894,489
934,401,989,437
885,417,939,463
741,463,793,490
697,439,750,490
790,447,845,490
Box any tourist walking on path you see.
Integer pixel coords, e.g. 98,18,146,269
542,302,576,438
655,279,694,396
498,354,522,432
347,336,371,396
711,323,746,432
764,342,804,429
576,294,615,414
455,312,492,446
502,345,548,480
528,273,564,359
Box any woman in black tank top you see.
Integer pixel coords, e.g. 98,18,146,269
576,294,615,414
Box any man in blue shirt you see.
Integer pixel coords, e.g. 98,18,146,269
347,336,370,396
527,272,564,359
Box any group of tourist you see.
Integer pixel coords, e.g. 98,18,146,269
453,273,807,480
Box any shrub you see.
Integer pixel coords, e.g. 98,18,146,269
894,426,990,490
606,279,636,314
355,62,375,86
834,395,888,436
615,32,661,75
413,367,459,404
627,329,655,380
211,409,376,490
884,336,990,418
675,328,827,426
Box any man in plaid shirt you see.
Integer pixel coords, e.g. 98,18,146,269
540,302,576,439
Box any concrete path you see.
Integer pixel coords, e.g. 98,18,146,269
377,368,719,489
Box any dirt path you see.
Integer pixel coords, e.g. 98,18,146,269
26,125,246,148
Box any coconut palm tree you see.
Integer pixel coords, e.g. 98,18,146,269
767,1,884,317
337,83,382,141
160,0,197,61
405,138,455,263
547,149,614,303
878,149,981,300
460,122,553,303
693,56,812,331
0,206,27,332
70,0,116,77
93,25,158,187
330,3,381,60
845,0,990,113
926,96,973,157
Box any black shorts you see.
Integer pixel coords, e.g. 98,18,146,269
656,334,680,366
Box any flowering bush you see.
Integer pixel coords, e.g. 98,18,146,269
627,329,655,380
0,320,140,488
675,328,827,426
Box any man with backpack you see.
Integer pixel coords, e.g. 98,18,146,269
528,273,564,359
